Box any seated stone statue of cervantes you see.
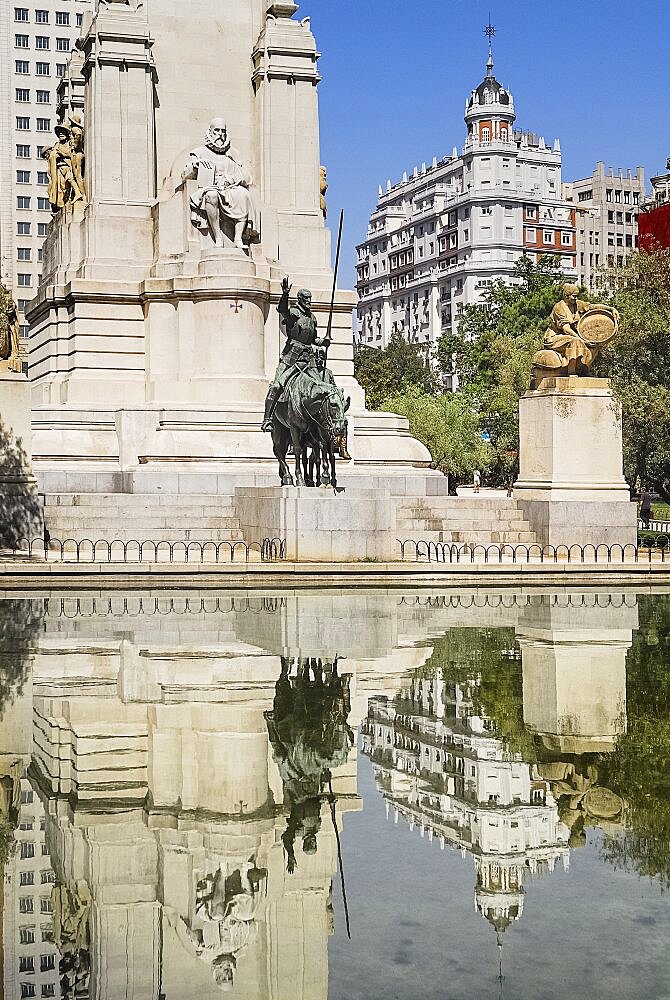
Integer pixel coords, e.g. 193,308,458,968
182,118,259,250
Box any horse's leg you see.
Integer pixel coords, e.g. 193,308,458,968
329,441,338,492
290,425,304,487
273,422,293,486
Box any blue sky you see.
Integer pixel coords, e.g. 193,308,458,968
308,0,668,286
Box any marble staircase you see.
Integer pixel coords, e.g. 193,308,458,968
42,493,245,544
395,497,538,547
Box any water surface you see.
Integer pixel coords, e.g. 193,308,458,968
1,589,669,999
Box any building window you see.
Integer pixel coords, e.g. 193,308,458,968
36,118,51,132
525,227,536,241
561,232,572,246
42,985,56,998
16,170,31,184
36,62,50,76
19,927,35,945
56,37,70,51
15,7,29,21
18,248,31,262
37,222,49,237
15,33,29,47
543,230,554,245
18,274,32,287
525,206,537,220
15,59,29,73
36,90,50,104
56,63,66,77
16,88,30,102
37,171,48,184
40,897,53,914
56,11,70,25
577,189,593,202
480,126,490,143
17,222,31,235
19,869,35,884
606,189,613,202
20,840,35,858
19,897,34,913
35,36,50,49
40,954,56,973
35,9,49,22
41,925,53,942
17,195,31,209
615,190,621,202
16,144,30,158
21,985,36,1000
19,956,35,973
633,192,639,205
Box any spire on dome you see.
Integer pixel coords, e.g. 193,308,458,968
484,17,496,77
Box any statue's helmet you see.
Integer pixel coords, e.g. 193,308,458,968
55,125,71,140
562,283,580,298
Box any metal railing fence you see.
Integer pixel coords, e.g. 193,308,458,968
3,536,286,564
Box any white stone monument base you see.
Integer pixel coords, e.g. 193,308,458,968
235,486,398,562
513,377,637,549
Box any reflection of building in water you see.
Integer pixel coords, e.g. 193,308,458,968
2,777,60,1000
362,671,570,939
21,592,421,1000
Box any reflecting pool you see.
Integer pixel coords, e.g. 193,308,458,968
1,589,669,999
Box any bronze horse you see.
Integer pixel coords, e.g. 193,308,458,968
271,371,350,489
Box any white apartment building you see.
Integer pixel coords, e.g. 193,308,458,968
2,777,60,1000
0,0,93,369
563,161,645,291
355,53,577,352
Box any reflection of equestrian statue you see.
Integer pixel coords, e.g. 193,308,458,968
263,278,351,489
265,657,353,874
532,283,619,387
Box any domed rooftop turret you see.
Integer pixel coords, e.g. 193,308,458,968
464,51,516,141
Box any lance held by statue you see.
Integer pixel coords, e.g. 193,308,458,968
263,277,351,489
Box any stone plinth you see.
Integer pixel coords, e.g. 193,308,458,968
513,377,637,549
235,486,397,562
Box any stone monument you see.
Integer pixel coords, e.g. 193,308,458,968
27,0,441,529
514,284,637,549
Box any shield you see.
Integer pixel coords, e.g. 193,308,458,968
577,306,619,347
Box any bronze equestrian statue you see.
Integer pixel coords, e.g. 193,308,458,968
262,278,350,489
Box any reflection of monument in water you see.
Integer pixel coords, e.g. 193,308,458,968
362,592,638,943
15,590,426,998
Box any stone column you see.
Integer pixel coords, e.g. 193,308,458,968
513,377,637,549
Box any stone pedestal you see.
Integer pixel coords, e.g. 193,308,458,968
235,486,397,561
513,377,637,549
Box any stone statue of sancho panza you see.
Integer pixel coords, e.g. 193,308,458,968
184,118,258,249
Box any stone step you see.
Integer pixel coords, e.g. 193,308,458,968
397,515,532,530
397,531,538,545
46,515,242,530
44,493,236,507
46,528,246,544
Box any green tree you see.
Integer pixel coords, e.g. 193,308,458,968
354,332,435,411
599,594,670,886
595,248,670,500
381,386,490,489
437,255,570,486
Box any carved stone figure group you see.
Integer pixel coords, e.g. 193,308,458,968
263,278,350,489
42,114,86,213
532,283,620,387
0,283,22,373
